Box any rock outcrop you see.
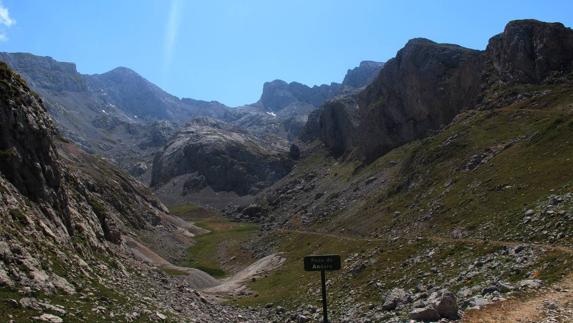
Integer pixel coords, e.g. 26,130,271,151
151,118,294,202
315,19,573,162
0,62,71,235
0,64,63,203
357,38,485,161
487,20,573,83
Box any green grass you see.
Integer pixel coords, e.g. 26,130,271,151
171,208,259,278
169,202,218,221
0,147,18,159
162,267,190,276
170,202,200,216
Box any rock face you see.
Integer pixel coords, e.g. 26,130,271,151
487,20,573,83
315,19,573,162
318,96,360,156
357,38,485,161
0,62,172,293
151,118,294,198
0,62,71,235
0,64,63,203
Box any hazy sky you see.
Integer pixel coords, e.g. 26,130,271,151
1,0,572,106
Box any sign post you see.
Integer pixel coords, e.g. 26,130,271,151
304,255,341,323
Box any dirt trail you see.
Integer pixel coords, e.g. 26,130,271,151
203,253,286,297
277,228,382,242
428,236,573,254
279,229,573,254
124,233,286,297
463,273,573,322
123,235,219,289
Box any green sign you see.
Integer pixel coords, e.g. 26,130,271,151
304,255,341,271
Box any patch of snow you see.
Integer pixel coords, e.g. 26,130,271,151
266,111,277,117
101,109,107,114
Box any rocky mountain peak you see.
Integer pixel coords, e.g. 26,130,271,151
104,66,139,76
315,19,573,163
342,60,384,89
487,19,573,83
258,79,339,112
0,52,86,92
259,79,296,111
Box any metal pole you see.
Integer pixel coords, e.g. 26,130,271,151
320,269,328,323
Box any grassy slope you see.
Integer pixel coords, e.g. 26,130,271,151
343,82,573,243
234,82,573,313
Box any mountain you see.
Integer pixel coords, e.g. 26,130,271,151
0,53,233,181
86,66,232,121
2,16,573,323
146,61,383,207
235,60,384,140
0,53,383,185
0,52,386,212
311,20,573,163
223,20,573,322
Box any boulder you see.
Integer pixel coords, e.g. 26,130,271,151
382,288,410,310
434,291,459,320
241,204,268,218
409,307,440,321
289,144,301,160
33,314,63,323
518,279,543,289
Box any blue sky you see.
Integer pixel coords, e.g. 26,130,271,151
0,1,572,106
